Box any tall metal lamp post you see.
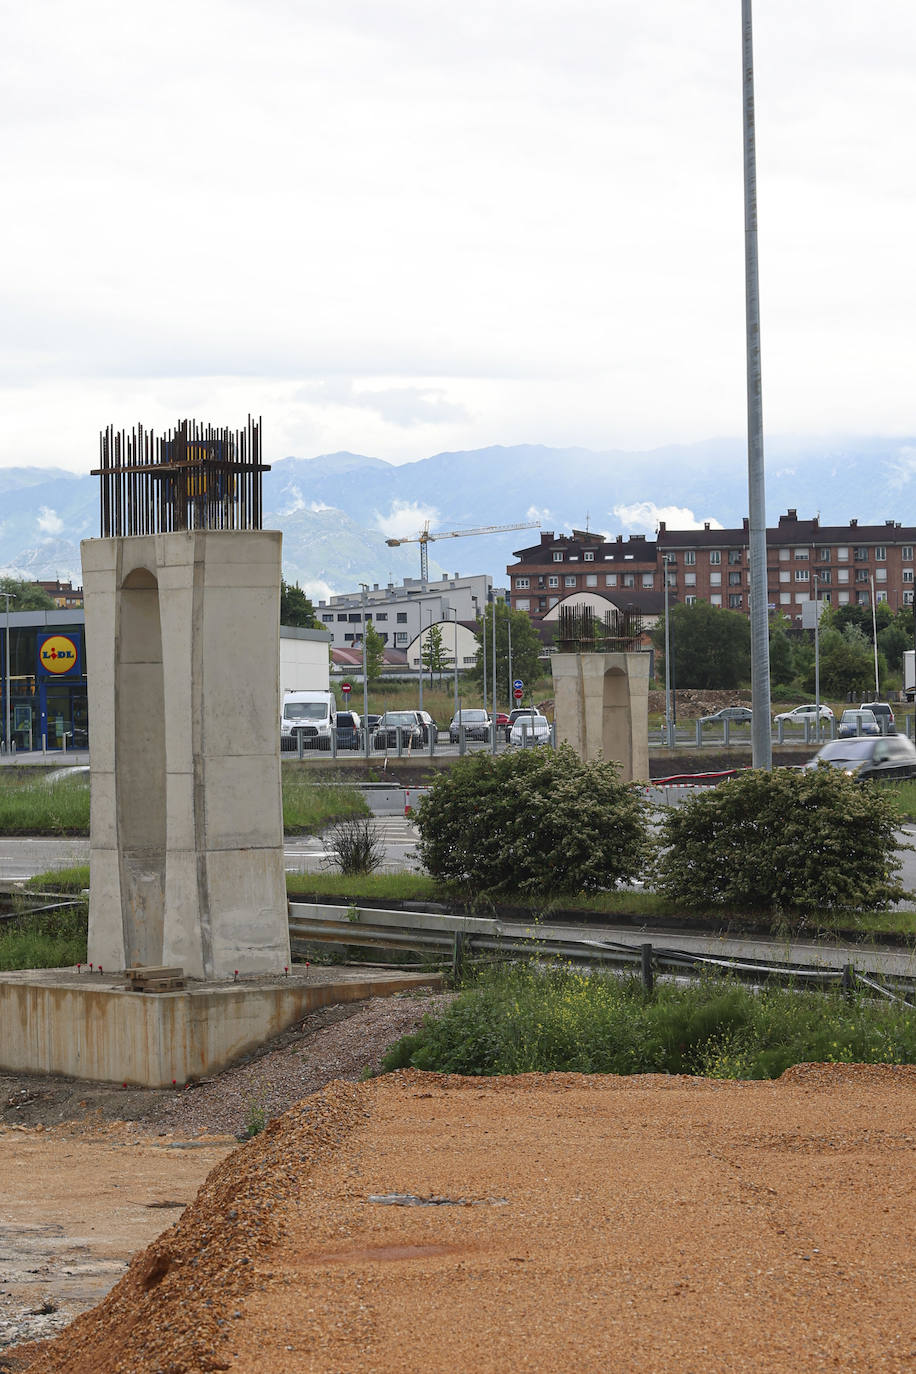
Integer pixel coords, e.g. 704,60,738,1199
359,583,370,755
1,592,14,756
452,608,459,717
663,556,673,746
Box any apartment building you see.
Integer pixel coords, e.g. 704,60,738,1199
315,573,494,651
509,513,916,619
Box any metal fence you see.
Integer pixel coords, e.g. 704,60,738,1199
283,721,558,759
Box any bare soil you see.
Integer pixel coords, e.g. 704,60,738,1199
2,1004,916,1373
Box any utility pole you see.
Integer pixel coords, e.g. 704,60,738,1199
663,556,673,746
359,583,369,756
743,0,772,769
452,608,459,716
491,592,497,715
1,592,14,755
507,616,513,713
813,572,821,741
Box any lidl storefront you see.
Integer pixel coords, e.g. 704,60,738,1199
1,612,87,752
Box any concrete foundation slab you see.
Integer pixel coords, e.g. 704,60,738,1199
0,967,443,1089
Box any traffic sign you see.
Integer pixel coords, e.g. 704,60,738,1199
514,687,523,700
342,682,351,695
513,679,523,690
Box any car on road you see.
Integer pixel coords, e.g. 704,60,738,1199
415,710,439,745
805,733,916,782
374,711,424,749
699,706,753,725
504,706,542,742
837,708,880,739
508,712,551,747
449,708,491,743
859,701,896,734
773,703,834,726
334,710,362,749
492,712,510,729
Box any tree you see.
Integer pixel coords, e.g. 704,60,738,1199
0,577,54,611
768,618,796,686
279,579,318,628
651,602,750,690
363,621,385,682
470,602,543,704
421,623,450,683
804,623,877,697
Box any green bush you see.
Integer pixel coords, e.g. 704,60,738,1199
379,963,916,1080
414,744,651,897
654,766,908,915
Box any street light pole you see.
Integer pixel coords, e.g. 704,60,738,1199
663,556,672,746
1,592,15,755
452,608,459,717
359,583,369,754
813,572,821,741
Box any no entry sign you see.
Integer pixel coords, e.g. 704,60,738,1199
342,682,351,695
514,687,523,700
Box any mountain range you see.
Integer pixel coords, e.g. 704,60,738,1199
1,436,914,598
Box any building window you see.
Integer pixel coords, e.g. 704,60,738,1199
876,567,887,582
642,573,654,588
605,573,617,587
817,570,832,585
905,590,915,605
463,656,476,666
396,612,408,623
584,551,595,561
728,594,743,608
854,547,869,561
585,574,598,587
794,548,809,560
684,572,696,586
779,548,790,561
336,613,348,621
728,571,742,586
395,632,408,644
710,572,721,586
817,547,831,561
903,569,914,583
709,551,721,566
903,546,914,560
821,591,832,603
375,612,387,621
836,546,848,560
348,612,362,622
875,546,887,560
856,590,869,604
838,591,849,604
321,613,333,622
708,593,721,606
794,570,809,582
780,592,791,605
684,550,696,566
553,552,563,562
877,590,888,603
515,577,530,589
837,568,849,583
548,575,559,588
728,549,742,565
685,595,697,605
623,573,635,587
855,569,869,584
516,598,530,611
549,596,559,608
779,570,790,583
564,575,577,587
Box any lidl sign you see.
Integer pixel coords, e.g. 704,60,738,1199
39,634,80,676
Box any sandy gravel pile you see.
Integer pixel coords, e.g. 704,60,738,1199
9,1061,916,1374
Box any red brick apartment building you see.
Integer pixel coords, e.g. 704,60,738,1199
508,512,916,619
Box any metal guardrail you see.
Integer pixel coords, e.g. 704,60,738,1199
288,902,916,1002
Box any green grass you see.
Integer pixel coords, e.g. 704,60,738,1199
380,962,916,1080
281,777,368,833
285,870,443,902
0,904,88,971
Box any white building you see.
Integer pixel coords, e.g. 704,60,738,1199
315,573,497,652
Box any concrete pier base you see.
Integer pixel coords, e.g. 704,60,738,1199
0,967,442,1088
552,651,651,780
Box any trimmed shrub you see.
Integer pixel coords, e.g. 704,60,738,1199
654,766,908,915
414,743,651,896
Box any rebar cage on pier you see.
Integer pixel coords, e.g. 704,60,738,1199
555,604,645,654
93,418,269,537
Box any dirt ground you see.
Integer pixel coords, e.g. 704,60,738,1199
2,1002,916,1373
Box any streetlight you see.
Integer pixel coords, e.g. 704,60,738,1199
1,592,15,756
813,572,821,740
452,608,459,717
663,555,673,746
472,594,486,713
359,583,369,755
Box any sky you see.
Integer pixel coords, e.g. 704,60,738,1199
3,0,915,474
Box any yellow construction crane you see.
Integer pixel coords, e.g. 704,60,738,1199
386,520,541,583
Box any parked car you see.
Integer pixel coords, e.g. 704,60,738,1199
365,714,381,731
504,707,541,742
859,701,896,734
805,734,916,782
374,710,424,749
334,710,362,749
508,712,551,747
773,703,834,725
699,706,753,725
837,708,880,739
449,708,491,743
415,710,439,745
492,712,510,729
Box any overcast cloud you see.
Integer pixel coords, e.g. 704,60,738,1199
2,1,914,472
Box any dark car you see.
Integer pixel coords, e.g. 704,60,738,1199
859,701,896,735
365,714,381,731
374,710,423,749
334,710,362,749
805,734,916,782
699,706,753,725
449,708,491,743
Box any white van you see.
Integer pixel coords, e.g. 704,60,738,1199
281,689,336,751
